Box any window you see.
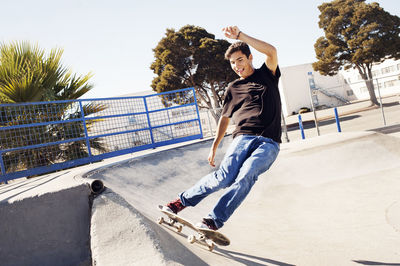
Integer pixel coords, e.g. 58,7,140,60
381,65,396,74
384,79,399,88
371,70,380,77
346,90,354,96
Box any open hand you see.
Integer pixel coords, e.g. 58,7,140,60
222,26,241,40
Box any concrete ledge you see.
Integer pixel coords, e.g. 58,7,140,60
0,168,207,265
90,188,206,266
2,130,399,265
0,184,92,266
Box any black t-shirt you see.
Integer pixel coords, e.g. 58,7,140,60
221,63,282,143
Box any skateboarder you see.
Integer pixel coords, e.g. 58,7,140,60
164,26,281,231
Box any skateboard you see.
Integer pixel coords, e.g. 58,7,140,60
157,205,230,251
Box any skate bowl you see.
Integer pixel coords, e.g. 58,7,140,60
1,131,400,265
0,183,92,266
83,131,400,265
0,177,206,266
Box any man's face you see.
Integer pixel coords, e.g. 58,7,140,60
229,51,254,79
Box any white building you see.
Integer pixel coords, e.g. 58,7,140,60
279,59,400,116
340,58,400,100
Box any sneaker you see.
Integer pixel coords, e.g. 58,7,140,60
165,198,186,214
196,217,218,231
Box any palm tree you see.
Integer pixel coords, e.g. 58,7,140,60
0,41,107,174
0,41,93,103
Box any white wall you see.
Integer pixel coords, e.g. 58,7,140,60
279,64,312,116
279,63,353,116
340,58,400,100
279,59,400,116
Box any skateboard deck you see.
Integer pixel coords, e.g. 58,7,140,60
157,205,230,251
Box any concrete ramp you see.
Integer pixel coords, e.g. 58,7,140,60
90,188,206,266
1,131,399,265
85,131,400,265
0,184,92,266
85,137,233,223
0,175,206,266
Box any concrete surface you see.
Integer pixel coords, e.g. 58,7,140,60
283,96,400,142
1,130,400,265
84,131,400,266
0,184,92,266
90,188,206,266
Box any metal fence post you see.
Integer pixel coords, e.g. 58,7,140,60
206,110,214,137
281,111,290,142
0,151,7,184
191,88,204,139
307,72,321,136
298,114,305,140
143,96,156,148
334,107,342,133
375,78,387,126
79,100,93,158
166,107,174,139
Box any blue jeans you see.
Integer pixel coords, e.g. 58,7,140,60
180,135,280,229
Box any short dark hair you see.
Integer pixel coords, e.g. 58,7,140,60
224,41,251,60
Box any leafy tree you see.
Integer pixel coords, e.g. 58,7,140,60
0,41,93,103
151,25,237,122
312,0,400,105
0,41,107,174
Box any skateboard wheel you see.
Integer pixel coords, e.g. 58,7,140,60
198,234,206,241
207,242,215,252
187,235,196,244
157,217,164,224
177,224,183,233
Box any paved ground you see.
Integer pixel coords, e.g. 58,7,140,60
83,131,400,266
1,97,400,266
282,95,400,142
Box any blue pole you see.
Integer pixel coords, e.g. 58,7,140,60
79,100,93,158
191,87,204,139
298,114,305,139
143,97,156,148
0,151,8,184
334,108,342,133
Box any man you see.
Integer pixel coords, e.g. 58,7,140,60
163,26,282,230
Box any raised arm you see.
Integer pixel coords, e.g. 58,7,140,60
222,26,278,75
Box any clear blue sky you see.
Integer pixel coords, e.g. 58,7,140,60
1,0,399,99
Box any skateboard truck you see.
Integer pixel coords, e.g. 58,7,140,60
157,216,183,233
187,233,215,251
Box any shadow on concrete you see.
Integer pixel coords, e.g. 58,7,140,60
0,172,70,202
287,115,361,131
214,247,295,266
353,260,400,265
369,124,400,134
382,102,400,108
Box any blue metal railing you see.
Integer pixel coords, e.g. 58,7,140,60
0,88,203,183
